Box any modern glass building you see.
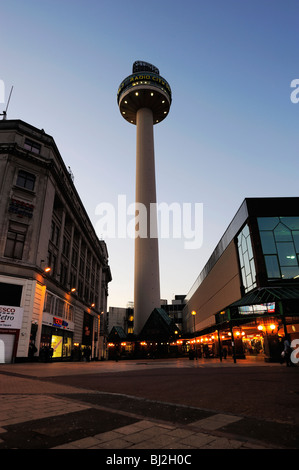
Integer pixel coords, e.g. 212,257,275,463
183,197,299,362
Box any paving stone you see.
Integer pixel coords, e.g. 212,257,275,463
120,431,153,444
180,432,217,448
69,436,102,448
203,437,243,449
92,438,132,449
192,413,243,431
93,430,124,442
165,428,196,439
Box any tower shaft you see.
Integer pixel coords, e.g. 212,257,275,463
134,107,160,334
117,61,172,335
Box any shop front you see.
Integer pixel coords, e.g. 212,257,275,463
216,318,284,362
0,305,24,363
214,287,299,362
40,312,74,361
184,318,284,362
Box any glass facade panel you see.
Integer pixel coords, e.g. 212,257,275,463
258,216,299,280
280,217,299,230
257,217,279,230
250,258,256,280
244,251,251,275
242,224,250,237
276,242,298,266
241,236,247,255
246,273,253,287
281,266,299,279
274,223,292,242
265,255,280,278
293,231,299,252
237,224,257,292
260,231,276,254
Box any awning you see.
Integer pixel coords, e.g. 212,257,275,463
228,286,299,308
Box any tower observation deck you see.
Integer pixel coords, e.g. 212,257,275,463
117,61,172,335
117,61,172,125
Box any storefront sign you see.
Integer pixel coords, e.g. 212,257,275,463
42,312,74,331
238,302,275,315
53,317,69,328
8,198,34,218
0,305,24,329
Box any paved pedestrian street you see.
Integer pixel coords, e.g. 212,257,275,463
0,357,298,455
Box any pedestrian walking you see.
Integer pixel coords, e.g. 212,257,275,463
28,341,37,360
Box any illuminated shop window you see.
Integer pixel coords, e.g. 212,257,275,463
258,216,299,280
51,335,63,358
237,224,257,293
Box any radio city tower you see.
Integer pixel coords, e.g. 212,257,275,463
117,61,172,335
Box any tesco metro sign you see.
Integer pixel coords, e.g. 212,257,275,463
0,305,24,329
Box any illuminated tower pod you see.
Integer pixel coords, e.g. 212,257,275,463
117,61,172,335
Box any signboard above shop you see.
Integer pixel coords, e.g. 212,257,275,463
0,305,24,329
8,198,34,218
238,302,275,315
42,312,74,331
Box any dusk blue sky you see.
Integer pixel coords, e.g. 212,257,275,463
2,0,299,308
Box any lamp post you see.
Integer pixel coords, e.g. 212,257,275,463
230,325,237,364
191,310,197,360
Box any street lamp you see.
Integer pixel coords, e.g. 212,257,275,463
191,310,197,360
41,260,51,274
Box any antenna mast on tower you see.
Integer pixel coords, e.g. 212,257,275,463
1,85,14,120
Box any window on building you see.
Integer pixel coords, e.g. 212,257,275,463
258,216,299,280
71,247,78,267
85,264,90,282
16,170,36,191
70,270,77,291
0,282,23,306
84,285,89,302
4,222,27,259
44,291,54,313
50,221,60,246
24,138,41,154
65,303,74,322
60,262,68,287
78,277,83,298
55,298,65,317
44,291,74,323
62,236,70,257
47,250,57,276
237,224,257,293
